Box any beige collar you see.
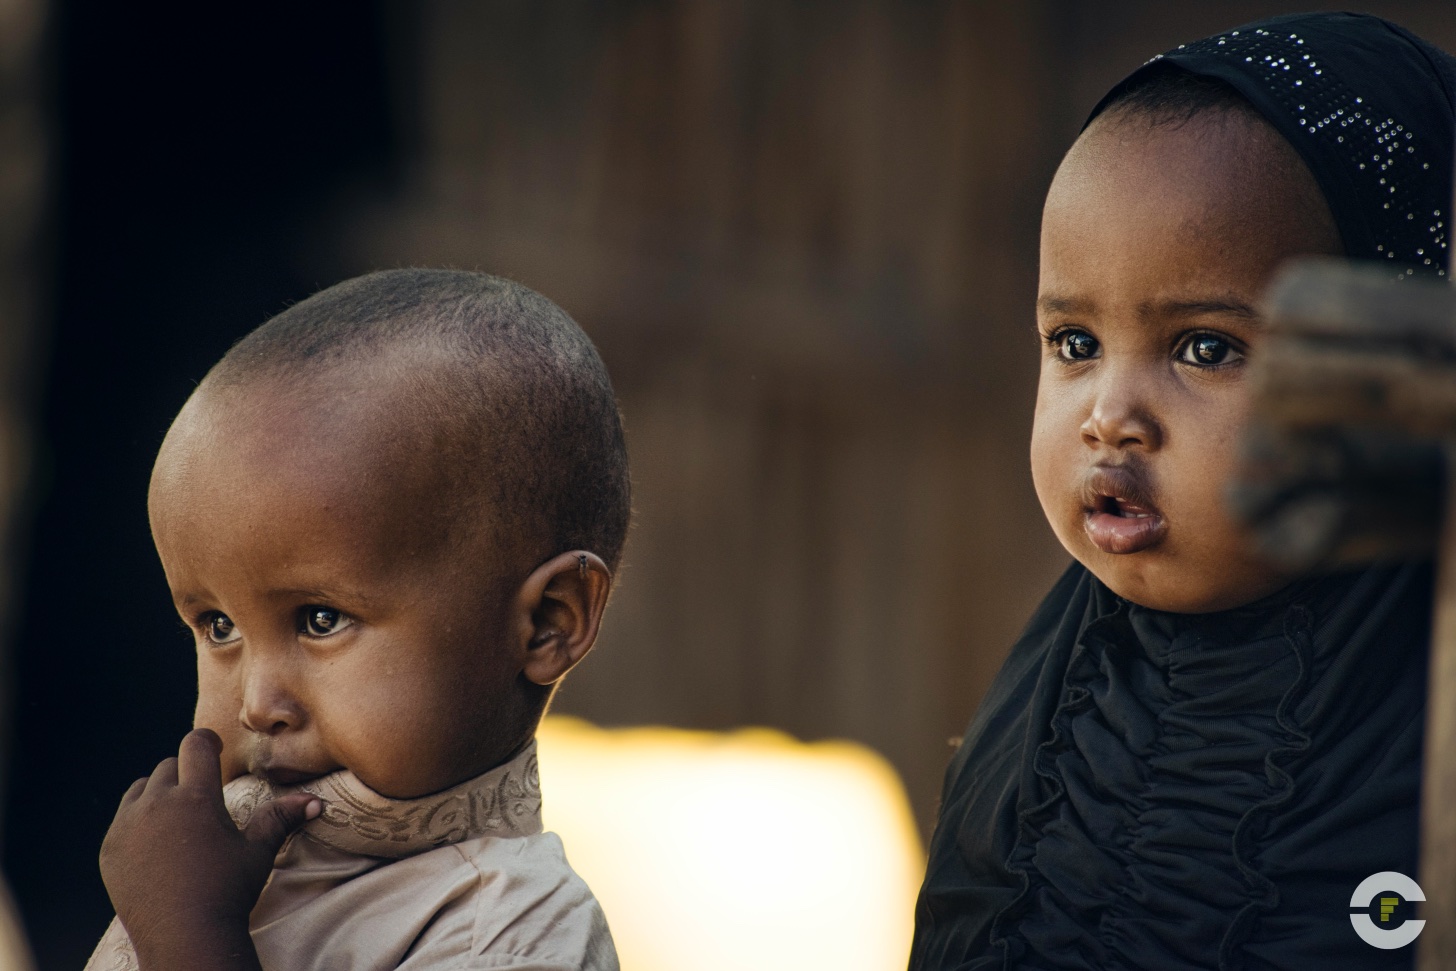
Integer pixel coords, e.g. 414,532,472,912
224,741,543,859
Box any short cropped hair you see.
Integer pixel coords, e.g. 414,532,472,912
209,268,631,574
1098,63,1263,127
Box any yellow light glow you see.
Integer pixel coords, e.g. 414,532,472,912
536,716,925,971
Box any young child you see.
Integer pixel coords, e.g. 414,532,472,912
86,269,629,971
911,13,1455,970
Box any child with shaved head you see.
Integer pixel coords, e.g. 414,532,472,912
86,269,629,971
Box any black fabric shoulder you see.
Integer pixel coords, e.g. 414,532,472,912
911,561,1431,971
910,562,1100,970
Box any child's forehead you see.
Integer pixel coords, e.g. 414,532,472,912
1068,111,1288,195
1040,113,1341,321
1048,111,1333,246
186,376,411,462
209,352,477,448
148,413,495,610
154,369,484,530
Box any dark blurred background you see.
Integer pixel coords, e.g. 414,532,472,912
2,1,1454,967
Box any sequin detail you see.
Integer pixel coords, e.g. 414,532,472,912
1146,27,1448,279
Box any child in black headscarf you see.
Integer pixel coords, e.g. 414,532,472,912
911,13,1455,971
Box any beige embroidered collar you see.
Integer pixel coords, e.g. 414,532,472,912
224,741,543,860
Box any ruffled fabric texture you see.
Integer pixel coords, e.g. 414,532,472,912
910,562,1431,971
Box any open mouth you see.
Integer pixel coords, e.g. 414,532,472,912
1082,466,1167,555
1093,493,1158,520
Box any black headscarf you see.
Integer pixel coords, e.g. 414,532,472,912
1088,12,1456,280
910,13,1452,971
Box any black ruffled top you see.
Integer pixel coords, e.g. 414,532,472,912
910,561,1431,971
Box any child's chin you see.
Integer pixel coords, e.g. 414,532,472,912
1086,556,1293,615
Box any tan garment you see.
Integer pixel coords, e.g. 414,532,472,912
86,742,617,971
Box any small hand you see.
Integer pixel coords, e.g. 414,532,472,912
99,729,321,971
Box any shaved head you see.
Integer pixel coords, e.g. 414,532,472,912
196,268,631,578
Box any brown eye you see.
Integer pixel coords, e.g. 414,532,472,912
205,613,240,645
1179,334,1243,367
1058,330,1099,361
301,607,352,637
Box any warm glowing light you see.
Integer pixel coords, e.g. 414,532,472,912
0,879,34,971
536,715,926,971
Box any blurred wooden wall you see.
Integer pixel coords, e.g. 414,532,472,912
322,0,1456,833
1,0,46,964
0,0,47,836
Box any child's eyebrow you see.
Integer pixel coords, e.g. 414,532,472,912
1036,295,1094,316
174,587,381,609
272,586,381,607
1035,295,1261,323
1154,298,1261,321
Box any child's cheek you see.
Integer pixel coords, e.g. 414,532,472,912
1028,381,1084,552
193,667,247,781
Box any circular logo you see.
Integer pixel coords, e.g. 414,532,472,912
1350,871,1425,949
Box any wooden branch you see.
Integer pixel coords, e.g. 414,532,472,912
1253,347,1456,437
1232,259,1456,568
1235,257,1456,968
1424,460,1456,969
1228,425,1440,568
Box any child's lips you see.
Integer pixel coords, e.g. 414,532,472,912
1080,465,1168,555
249,755,334,787
257,765,324,786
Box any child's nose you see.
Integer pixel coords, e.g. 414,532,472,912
239,658,305,735
1081,383,1163,451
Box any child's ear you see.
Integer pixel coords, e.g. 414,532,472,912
511,550,612,686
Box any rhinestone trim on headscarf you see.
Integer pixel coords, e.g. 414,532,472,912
1146,27,1446,279
1089,14,1456,283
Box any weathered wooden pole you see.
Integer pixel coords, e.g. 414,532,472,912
1233,257,1456,967
1427,443,1456,967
